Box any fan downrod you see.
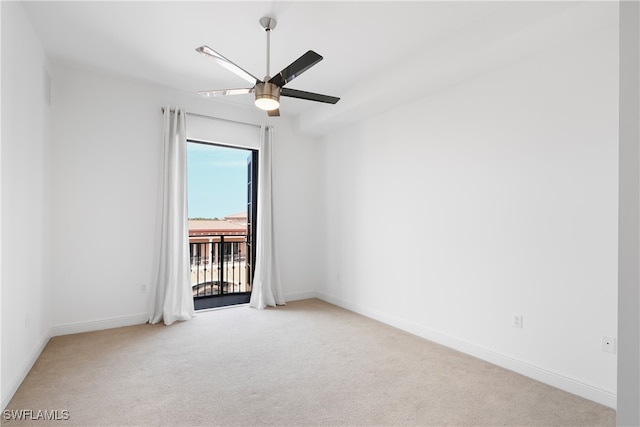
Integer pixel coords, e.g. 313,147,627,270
259,17,277,79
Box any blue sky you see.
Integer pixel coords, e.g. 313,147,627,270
187,142,251,219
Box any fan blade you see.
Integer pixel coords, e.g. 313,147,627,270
267,108,280,117
269,50,323,87
198,88,254,97
196,45,260,85
281,87,340,104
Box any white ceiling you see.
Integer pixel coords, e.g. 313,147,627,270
22,1,617,131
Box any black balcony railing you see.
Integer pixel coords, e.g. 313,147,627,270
189,235,252,298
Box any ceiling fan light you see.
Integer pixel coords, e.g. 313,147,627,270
255,96,280,111
254,82,281,111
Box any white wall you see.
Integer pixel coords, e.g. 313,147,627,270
1,2,52,408
271,123,326,299
48,61,323,333
1,0,4,408
320,23,619,407
617,2,640,425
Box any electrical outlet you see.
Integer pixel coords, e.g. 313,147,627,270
602,336,617,354
512,315,523,328
140,283,148,293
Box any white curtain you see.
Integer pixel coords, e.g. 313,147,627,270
149,106,196,325
250,125,285,309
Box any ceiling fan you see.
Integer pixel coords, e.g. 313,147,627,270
196,16,340,117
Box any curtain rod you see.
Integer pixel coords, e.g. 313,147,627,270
161,107,262,129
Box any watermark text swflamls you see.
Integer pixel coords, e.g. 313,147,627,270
3,409,70,421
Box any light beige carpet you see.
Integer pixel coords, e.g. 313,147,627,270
3,299,614,426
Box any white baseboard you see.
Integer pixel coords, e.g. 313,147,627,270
1,330,51,410
50,296,318,335
316,291,617,409
284,290,318,302
50,313,149,337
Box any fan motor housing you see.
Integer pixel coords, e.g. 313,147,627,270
254,81,281,109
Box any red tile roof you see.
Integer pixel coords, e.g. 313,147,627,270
224,212,247,220
188,219,246,234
